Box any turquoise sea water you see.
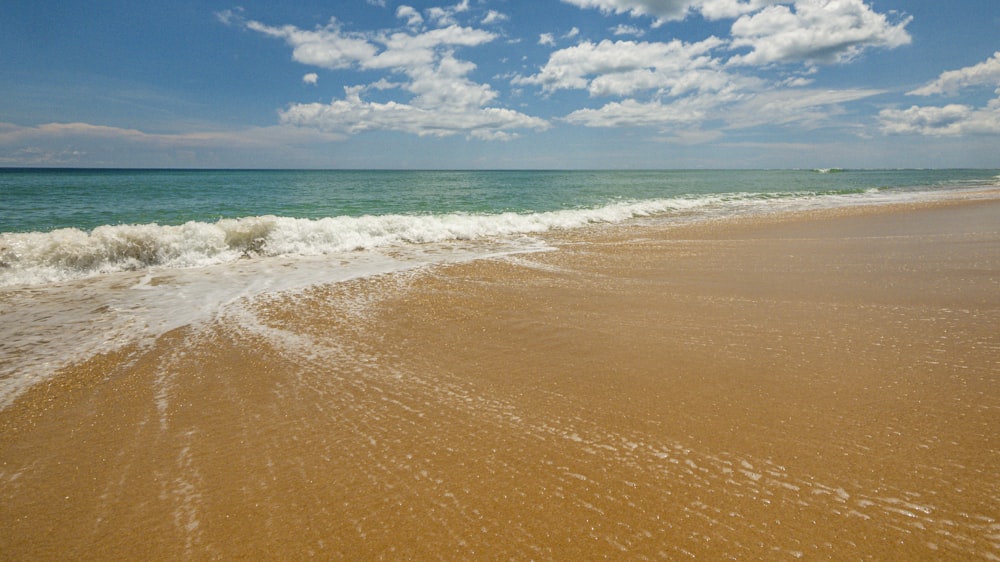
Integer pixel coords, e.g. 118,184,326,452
2,168,998,232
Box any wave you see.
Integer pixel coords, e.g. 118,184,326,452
5,181,978,288
0,196,729,287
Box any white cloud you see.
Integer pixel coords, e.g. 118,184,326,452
303,73,319,85
481,10,508,25
728,0,912,66
242,19,378,70
428,0,471,26
238,14,495,72
564,98,709,128
560,0,780,24
280,87,549,140
697,0,782,20
728,87,882,128
560,0,693,24
908,51,1000,97
404,53,498,109
612,24,646,37
879,52,1000,136
218,1,923,145
557,0,911,62
229,11,547,140
879,100,1000,136
515,1,907,140
515,38,729,97
780,75,814,87
880,105,972,135
369,26,496,69
396,6,424,27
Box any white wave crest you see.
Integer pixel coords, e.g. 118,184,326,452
0,197,720,287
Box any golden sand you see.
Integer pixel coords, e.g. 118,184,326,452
2,197,998,559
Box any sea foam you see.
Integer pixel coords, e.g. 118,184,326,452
0,197,720,287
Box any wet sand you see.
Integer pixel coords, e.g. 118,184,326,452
2,196,999,559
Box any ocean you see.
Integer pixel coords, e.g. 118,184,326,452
0,168,998,407
4,168,999,285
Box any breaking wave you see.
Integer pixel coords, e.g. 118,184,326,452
3,181,983,288
0,196,728,287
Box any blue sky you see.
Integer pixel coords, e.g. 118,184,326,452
1,0,998,168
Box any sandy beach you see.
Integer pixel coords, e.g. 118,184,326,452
2,195,998,559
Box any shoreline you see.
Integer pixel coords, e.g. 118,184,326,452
2,193,998,559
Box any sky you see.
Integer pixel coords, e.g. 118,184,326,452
1,0,998,169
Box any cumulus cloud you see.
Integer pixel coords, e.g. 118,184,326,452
239,18,377,70
728,0,912,66
225,10,547,140
368,26,496,69
507,0,918,144
396,6,424,27
879,52,1000,136
481,10,508,25
557,0,912,65
879,102,1000,136
281,89,548,140
516,23,888,138
302,72,318,85
908,51,1000,96
515,37,729,97
234,13,492,72
612,24,646,37
217,0,922,144
427,0,471,26
232,14,495,71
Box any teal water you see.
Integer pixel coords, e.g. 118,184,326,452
3,168,997,233
1,168,997,286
